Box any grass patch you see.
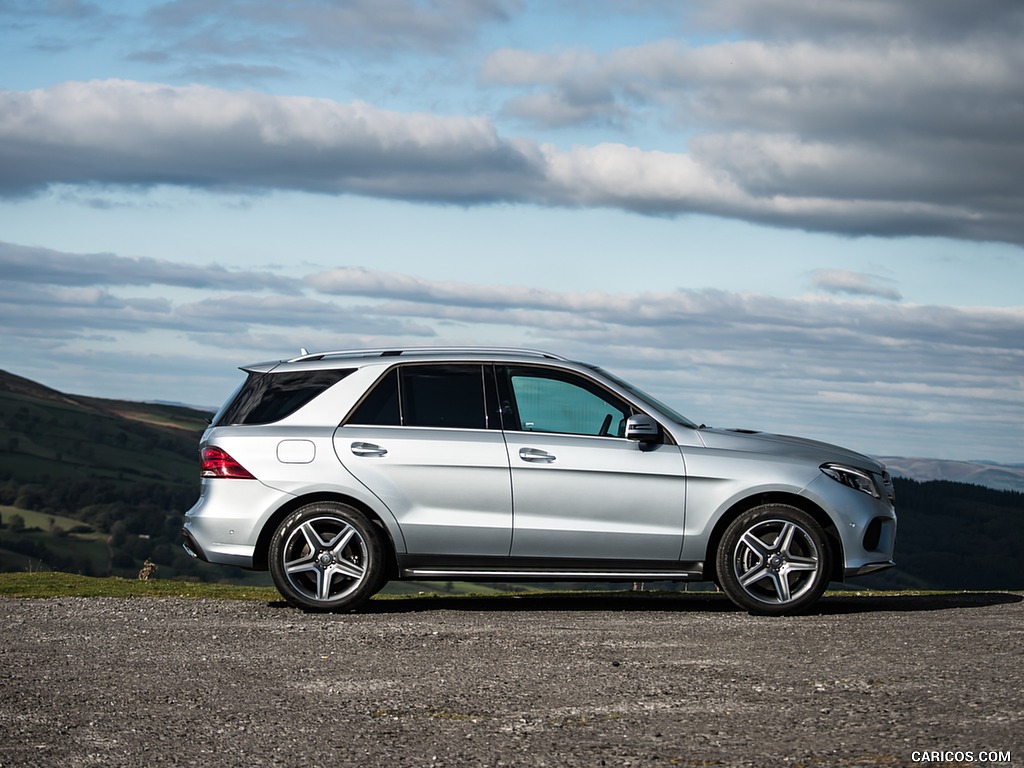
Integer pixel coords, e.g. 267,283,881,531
0,572,279,601
1,572,1017,609
0,505,97,535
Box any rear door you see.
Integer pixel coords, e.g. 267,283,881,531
335,364,512,556
499,365,687,561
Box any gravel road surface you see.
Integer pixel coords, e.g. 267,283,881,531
1,591,1021,767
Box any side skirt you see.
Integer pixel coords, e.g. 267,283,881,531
397,554,704,582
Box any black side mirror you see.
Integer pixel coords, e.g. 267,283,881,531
624,414,661,448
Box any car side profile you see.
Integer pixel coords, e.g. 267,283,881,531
182,347,896,615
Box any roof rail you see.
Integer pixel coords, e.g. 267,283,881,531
286,346,569,363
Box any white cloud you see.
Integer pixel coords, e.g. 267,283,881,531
1,0,1021,463
812,270,901,301
478,4,1024,243
0,80,541,202
0,240,300,292
143,0,520,55
692,0,1024,42
2,75,1021,243
2,250,1021,460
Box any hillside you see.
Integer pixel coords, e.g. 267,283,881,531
0,369,1021,590
858,478,1023,591
0,368,208,482
0,369,261,583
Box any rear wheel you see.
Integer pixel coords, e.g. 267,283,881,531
269,501,385,612
716,504,831,615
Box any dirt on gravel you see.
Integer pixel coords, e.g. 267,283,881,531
1,591,1021,767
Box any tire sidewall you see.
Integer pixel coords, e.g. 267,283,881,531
716,504,831,616
269,501,385,612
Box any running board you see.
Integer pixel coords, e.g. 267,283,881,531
400,566,703,582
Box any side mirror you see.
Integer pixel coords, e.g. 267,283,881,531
624,414,661,446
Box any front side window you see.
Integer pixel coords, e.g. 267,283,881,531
347,364,495,429
502,367,632,437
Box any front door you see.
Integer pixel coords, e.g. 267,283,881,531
499,366,687,561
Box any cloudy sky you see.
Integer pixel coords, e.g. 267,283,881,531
1,0,1022,463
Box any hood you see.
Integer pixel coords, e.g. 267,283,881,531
697,427,885,473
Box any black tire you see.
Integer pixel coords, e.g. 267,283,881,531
716,504,831,616
268,501,385,612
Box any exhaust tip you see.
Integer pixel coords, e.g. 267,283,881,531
180,528,208,562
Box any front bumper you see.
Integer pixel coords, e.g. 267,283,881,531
801,473,897,579
844,560,896,578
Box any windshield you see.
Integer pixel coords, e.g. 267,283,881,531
590,366,699,428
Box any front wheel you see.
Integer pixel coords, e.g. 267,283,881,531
716,504,831,616
269,502,385,612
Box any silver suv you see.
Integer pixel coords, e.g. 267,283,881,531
182,347,896,615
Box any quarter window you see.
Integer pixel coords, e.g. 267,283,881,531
348,369,400,426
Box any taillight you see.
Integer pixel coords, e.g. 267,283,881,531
200,446,255,479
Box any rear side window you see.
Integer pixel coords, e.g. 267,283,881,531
347,364,493,429
403,365,487,429
212,369,354,426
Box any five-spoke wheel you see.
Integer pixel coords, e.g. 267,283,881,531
717,504,831,615
269,502,384,612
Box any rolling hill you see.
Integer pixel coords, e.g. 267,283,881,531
0,368,263,583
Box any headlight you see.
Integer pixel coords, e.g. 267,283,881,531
821,463,881,498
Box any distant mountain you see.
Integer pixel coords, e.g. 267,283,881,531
146,399,217,414
881,456,1024,493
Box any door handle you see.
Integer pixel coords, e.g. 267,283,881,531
519,447,555,463
351,442,388,457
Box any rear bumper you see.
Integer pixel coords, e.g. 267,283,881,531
182,479,294,569
181,515,260,568
181,527,208,562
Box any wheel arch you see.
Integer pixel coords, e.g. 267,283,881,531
702,492,844,584
253,492,400,578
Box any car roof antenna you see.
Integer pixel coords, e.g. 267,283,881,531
299,347,308,356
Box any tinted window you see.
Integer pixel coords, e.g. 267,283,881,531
404,365,487,429
348,369,400,426
505,368,631,437
347,365,491,429
213,369,354,426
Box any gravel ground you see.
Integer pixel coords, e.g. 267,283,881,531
1,591,1021,767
